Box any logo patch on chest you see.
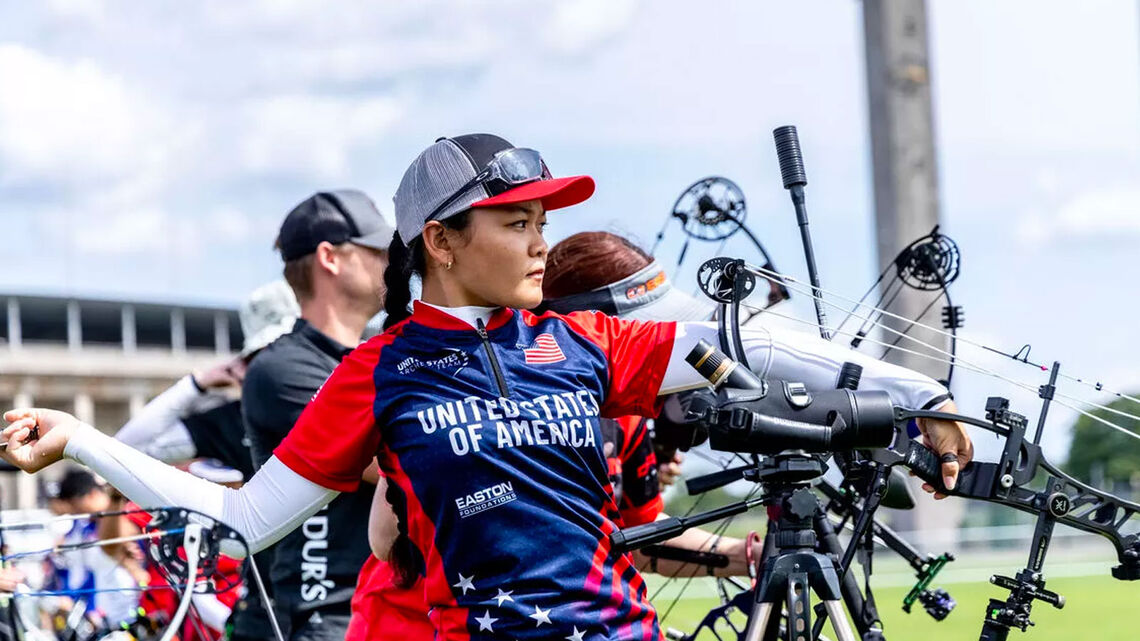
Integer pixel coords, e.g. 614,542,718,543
523,333,566,364
396,348,471,376
455,481,518,518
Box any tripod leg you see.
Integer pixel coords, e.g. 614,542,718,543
760,516,783,641
744,602,776,641
785,576,813,641
822,601,857,641
814,511,882,638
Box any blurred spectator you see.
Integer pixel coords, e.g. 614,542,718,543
46,470,143,627
114,280,301,481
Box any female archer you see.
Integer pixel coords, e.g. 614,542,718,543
1,133,971,641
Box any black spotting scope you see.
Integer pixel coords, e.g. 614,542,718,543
684,340,897,454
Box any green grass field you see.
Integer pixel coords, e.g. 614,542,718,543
644,552,1138,640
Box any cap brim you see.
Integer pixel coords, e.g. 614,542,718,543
620,286,717,322
240,319,295,357
470,175,595,211
351,227,395,252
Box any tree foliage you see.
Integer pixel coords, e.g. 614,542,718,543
1065,394,1140,486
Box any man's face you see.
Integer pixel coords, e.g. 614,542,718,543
336,243,389,316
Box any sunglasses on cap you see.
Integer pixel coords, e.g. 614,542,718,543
426,147,552,222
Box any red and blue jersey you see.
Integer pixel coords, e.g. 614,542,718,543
276,301,676,640
346,415,666,641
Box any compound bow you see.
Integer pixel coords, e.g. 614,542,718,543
0,506,281,641
628,126,1140,640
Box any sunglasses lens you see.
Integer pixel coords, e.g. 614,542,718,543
493,148,546,184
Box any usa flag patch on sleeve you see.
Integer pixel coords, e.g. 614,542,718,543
523,333,566,364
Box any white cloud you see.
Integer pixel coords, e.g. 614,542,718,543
238,94,404,178
544,0,639,56
0,44,177,185
1018,185,1140,244
43,0,107,23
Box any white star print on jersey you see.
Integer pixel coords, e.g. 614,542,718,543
529,604,552,627
453,573,475,595
474,611,497,632
566,626,587,641
493,589,514,606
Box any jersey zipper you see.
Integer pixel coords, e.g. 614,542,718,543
476,318,510,397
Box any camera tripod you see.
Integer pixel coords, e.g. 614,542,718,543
742,452,881,641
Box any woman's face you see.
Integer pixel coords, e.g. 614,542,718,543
449,200,549,309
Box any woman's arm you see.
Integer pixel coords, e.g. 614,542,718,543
1,410,337,557
630,515,759,578
68,424,337,556
661,322,948,410
660,322,972,492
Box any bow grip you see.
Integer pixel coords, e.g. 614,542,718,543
904,439,946,492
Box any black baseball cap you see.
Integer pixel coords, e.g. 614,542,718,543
277,189,396,261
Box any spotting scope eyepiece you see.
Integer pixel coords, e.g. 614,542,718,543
684,341,897,455
685,339,765,390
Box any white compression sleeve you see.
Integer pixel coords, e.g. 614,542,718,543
661,322,948,410
65,424,337,556
114,376,223,462
116,419,196,463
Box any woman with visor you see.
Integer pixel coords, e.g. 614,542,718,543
1,133,972,641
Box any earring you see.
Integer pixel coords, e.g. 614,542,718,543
446,260,453,271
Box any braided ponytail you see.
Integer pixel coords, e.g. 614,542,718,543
384,476,425,588
382,213,474,330
382,234,417,329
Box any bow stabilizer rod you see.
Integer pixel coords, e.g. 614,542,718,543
774,125,831,339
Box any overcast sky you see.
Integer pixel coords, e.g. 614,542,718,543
1,0,1137,459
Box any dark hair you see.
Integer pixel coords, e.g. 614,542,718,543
543,231,652,299
382,212,472,330
384,477,425,588
56,469,101,501
281,254,316,301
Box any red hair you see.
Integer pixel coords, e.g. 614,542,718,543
543,232,652,299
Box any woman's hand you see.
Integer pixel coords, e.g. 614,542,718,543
1,408,84,473
916,399,974,499
658,451,683,491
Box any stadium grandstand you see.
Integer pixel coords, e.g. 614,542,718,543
0,293,241,507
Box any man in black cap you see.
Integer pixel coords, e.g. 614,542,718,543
241,189,393,641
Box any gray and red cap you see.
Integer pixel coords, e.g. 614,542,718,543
393,133,595,243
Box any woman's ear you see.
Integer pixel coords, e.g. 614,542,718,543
421,221,452,269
